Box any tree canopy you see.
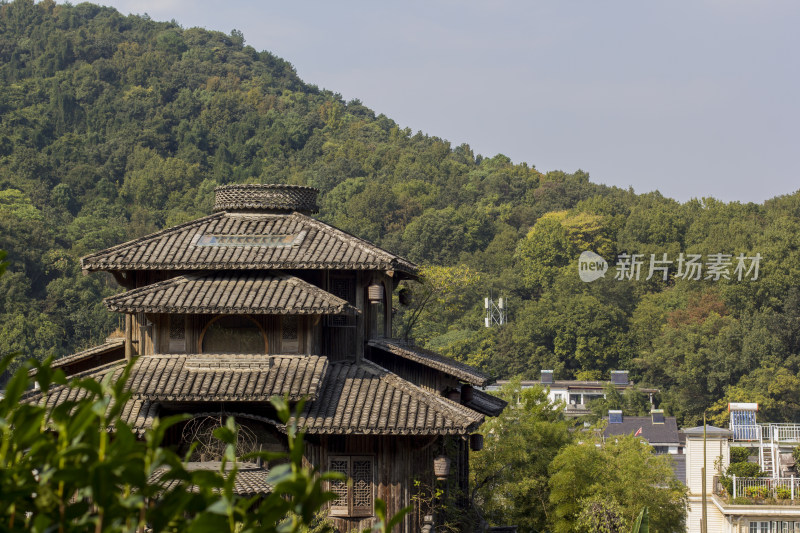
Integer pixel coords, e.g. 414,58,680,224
1,0,800,427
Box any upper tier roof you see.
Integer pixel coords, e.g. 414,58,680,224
80,211,417,275
104,271,358,315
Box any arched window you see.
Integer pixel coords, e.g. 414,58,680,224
199,315,267,354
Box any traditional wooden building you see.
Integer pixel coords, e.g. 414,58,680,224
31,184,505,531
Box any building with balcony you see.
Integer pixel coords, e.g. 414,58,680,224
685,403,800,533
487,370,658,418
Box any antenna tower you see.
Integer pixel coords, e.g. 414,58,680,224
484,294,507,327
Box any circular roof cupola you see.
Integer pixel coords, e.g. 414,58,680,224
213,184,319,214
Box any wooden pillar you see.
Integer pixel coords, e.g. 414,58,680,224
124,313,133,360
355,272,365,363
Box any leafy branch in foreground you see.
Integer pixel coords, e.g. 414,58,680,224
0,353,403,532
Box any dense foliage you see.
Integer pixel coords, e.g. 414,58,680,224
471,381,685,533
0,353,347,532
2,0,800,428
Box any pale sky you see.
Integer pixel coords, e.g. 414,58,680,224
97,1,800,204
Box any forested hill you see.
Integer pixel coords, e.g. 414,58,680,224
2,0,800,426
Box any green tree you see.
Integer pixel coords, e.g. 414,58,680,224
471,381,572,533
397,264,481,344
549,435,686,533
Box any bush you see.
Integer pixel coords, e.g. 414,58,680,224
0,352,407,532
745,486,769,499
727,461,764,478
730,447,752,464
776,486,791,500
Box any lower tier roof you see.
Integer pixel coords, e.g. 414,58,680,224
26,354,486,436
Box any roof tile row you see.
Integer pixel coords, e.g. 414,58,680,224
104,271,357,315
81,212,417,275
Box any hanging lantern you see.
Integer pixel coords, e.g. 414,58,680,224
470,433,484,451
368,283,383,303
433,455,451,479
461,384,474,403
398,287,412,306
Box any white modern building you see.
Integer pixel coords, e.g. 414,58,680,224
488,370,658,418
685,403,800,533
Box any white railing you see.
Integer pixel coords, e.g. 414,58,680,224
770,424,800,443
732,424,761,441
730,476,800,501
732,423,800,443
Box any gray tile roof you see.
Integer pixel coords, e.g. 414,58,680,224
603,415,681,445
129,354,328,402
104,272,357,315
27,355,488,436
26,361,159,435
29,354,328,406
297,361,484,435
151,461,272,495
28,338,125,377
463,389,508,417
367,339,489,386
81,212,417,275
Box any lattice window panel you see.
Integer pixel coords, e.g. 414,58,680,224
168,315,185,352
327,455,374,517
351,459,373,511
329,458,349,509
281,315,299,353
326,278,355,328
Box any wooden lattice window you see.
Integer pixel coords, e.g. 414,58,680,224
326,277,355,328
281,315,299,353
328,455,374,517
168,315,185,353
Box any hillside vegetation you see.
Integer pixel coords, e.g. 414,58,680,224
2,0,800,426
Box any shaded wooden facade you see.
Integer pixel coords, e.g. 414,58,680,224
32,184,505,532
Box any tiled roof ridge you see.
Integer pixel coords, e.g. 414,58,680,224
289,213,418,273
143,353,320,359
345,360,484,428
127,354,328,402
23,360,127,401
106,273,195,300
361,360,484,425
28,339,125,376
367,338,489,386
81,212,225,269
103,271,357,315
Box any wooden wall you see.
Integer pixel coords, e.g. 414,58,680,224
131,312,319,356
303,435,470,533
123,268,397,361
365,349,460,394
